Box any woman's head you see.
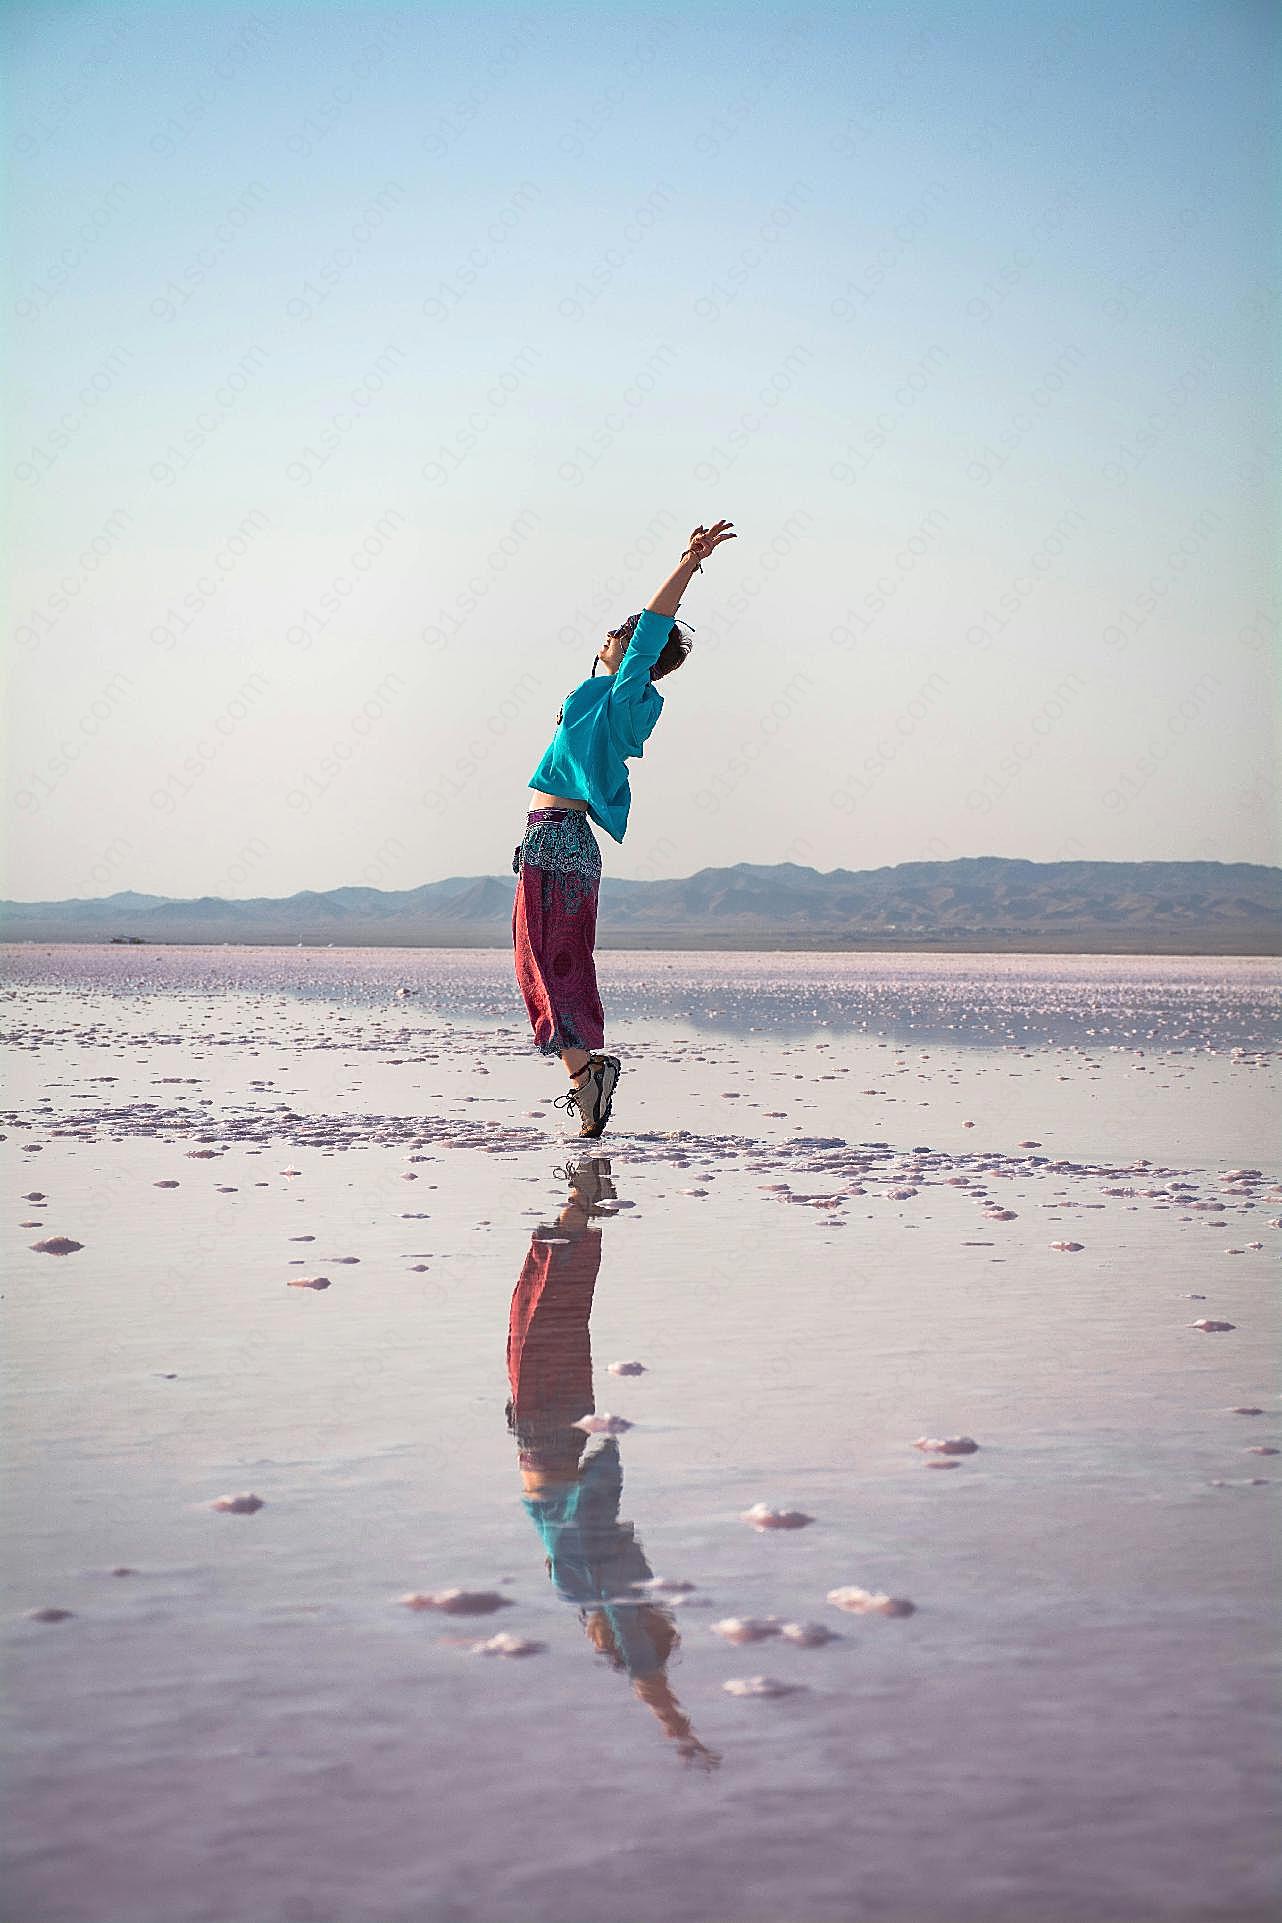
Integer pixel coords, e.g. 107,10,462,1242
582,1601,680,1673
596,614,692,682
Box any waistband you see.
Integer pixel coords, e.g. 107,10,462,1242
527,805,589,823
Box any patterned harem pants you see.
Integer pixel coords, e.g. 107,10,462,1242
511,807,605,1057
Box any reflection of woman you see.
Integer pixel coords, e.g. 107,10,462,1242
506,1159,720,1768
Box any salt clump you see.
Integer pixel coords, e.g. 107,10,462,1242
741,1503,813,1530
779,1621,839,1646
828,1586,916,1617
399,1589,512,1615
712,1617,780,1644
723,1676,802,1698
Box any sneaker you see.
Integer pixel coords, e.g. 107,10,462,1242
553,1054,621,1137
560,1156,616,1212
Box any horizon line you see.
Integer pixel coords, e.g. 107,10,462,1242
3,850,1281,910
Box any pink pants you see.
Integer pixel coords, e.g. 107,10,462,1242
511,807,605,1057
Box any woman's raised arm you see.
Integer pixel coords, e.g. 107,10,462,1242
645,519,736,617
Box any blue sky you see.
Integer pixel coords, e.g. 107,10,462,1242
5,0,1277,901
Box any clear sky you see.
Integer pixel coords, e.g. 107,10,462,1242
5,0,1277,902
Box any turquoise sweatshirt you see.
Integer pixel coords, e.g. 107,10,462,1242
522,1440,666,1678
527,608,671,843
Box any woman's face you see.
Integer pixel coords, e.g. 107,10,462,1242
597,625,630,675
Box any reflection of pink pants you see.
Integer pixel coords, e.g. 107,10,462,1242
512,809,605,1057
507,1225,602,1471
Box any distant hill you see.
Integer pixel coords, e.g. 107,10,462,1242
2,859,1279,952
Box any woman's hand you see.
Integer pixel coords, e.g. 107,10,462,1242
676,1734,723,1771
646,520,735,618
684,520,736,568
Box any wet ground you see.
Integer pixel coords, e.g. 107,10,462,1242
3,945,1279,1922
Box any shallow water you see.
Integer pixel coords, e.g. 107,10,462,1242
3,946,1279,1923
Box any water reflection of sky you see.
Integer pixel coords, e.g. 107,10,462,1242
4,947,1280,1052
4,949,1279,1923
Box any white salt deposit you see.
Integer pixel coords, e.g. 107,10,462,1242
741,1503,814,1531
398,1590,512,1615
722,1676,803,1698
828,1587,917,1617
711,1617,780,1644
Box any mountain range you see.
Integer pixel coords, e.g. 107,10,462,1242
2,859,1279,952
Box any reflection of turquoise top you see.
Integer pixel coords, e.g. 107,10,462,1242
523,1441,665,1677
527,609,670,844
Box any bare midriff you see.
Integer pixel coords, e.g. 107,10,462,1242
520,1467,579,1492
528,791,588,811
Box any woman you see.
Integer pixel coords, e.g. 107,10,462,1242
507,1156,720,1768
512,518,736,1137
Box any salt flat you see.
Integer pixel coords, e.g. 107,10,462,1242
3,945,1279,1923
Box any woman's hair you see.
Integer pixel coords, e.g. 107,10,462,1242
613,612,694,683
